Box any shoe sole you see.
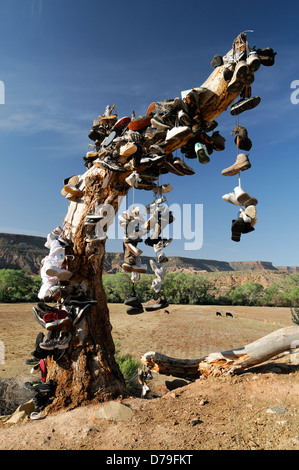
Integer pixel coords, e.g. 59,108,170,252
230,97,261,116
222,161,251,176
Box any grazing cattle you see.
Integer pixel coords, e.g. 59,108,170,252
226,312,233,318
164,310,170,314
216,312,222,316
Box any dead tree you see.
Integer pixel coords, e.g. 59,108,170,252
141,325,299,379
42,32,279,412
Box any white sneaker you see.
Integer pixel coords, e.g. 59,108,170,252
222,192,242,206
45,266,73,281
234,185,258,206
149,259,165,281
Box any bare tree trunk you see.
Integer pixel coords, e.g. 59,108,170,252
141,326,299,379
43,32,270,411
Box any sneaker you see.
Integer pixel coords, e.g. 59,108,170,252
226,60,248,93
173,158,195,175
139,153,165,166
222,192,243,206
125,171,142,188
157,252,168,263
153,238,172,253
210,131,226,151
234,185,258,206
33,307,47,328
43,310,72,330
124,295,143,308
45,266,73,281
123,239,143,257
126,305,144,315
119,142,138,157
165,126,192,144
230,96,261,116
128,114,152,131
70,304,92,325
247,50,260,72
210,54,223,68
143,126,167,146
256,47,277,67
113,116,131,130
150,114,172,130
153,183,173,194
101,156,127,172
239,207,252,224
195,142,210,164
149,259,164,281
221,153,251,176
151,277,163,293
143,297,169,312
63,184,84,198
178,109,192,126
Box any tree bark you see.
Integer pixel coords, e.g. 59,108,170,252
141,326,299,379
43,32,266,412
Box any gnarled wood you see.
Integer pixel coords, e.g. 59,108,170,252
141,326,299,379
42,32,278,412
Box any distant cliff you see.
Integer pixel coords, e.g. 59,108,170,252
0,233,297,279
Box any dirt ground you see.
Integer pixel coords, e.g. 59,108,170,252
0,302,298,451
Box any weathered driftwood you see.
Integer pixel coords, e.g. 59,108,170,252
141,326,299,378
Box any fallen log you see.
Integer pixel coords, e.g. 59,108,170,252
141,325,299,379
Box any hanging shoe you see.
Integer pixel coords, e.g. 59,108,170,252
195,142,210,164
247,50,260,72
233,125,252,151
230,96,261,116
143,296,169,312
244,205,258,226
234,186,258,206
221,153,251,176
226,60,248,93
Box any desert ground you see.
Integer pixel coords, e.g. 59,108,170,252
0,302,298,451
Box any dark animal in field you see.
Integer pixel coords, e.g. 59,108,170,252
226,312,233,318
216,312,222,316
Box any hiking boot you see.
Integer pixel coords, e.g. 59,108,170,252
245,205,258,226
230,96,261,116
143,297,169,312
233,125,252,151
221,153,251,176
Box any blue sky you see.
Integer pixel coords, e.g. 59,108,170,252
0,0,298,267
